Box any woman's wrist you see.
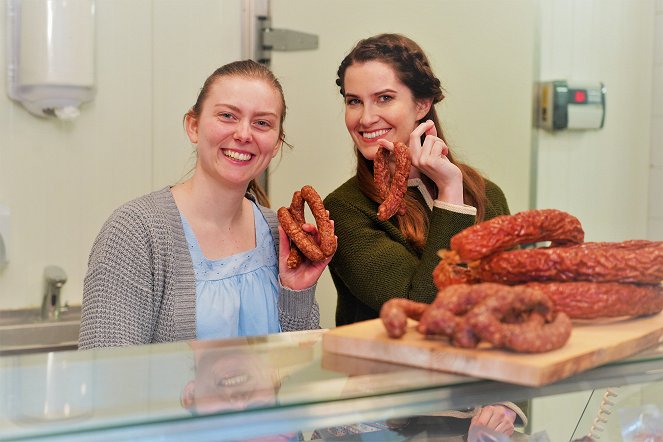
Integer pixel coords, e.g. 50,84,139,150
279,275,314,292
436,184,464,205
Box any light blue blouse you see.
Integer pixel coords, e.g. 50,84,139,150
180,202,281,340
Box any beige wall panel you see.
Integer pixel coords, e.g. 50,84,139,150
0,1,154,309
152,0,244,189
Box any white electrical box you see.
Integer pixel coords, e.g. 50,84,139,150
538,80,606,131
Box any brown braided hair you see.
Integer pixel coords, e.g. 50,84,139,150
336,34,487,251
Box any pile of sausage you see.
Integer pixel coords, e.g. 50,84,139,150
380,209,663,353
381,283,573,353
434,209,663,319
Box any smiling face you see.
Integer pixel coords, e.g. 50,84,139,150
181,348,278,415
343,60,431,160
185,76,283,190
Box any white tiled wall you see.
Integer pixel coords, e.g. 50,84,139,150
649,1,663,239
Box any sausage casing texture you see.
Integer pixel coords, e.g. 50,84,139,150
374,147,391,200
475,241,663,285
450,209,585,261
432,250,475,289
300,185,336,257
523,281,663,319
377,142,411,221
418,283,571,351
417,284,493,347
427,283,500,347
417,283,490,338
286,191,305,268
277,185,336,267
380,298,428,338
429,282,497,313
464,287,571,353
278,207,325,262
502,313,572,353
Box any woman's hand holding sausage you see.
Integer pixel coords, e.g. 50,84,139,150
278,222,335,291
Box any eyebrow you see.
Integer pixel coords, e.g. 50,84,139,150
345,88,398,98
213,103,278,119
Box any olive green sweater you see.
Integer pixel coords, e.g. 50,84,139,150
324,177,509,326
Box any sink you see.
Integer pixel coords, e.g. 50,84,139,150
0,306,81,356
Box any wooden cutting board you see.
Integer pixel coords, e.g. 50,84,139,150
322,312,663,386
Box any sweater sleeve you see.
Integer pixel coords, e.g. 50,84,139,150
279,284,321,331
78,204,159,349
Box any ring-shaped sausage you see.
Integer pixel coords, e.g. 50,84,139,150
418,283,497,347
450,209,585,261
277,185,336,268
464,287,572,353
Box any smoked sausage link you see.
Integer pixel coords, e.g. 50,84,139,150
475,240,663,285
450,209,585,261
376,142,411,221
523,281,663,319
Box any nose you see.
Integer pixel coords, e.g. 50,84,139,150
359,103,379,127
234,121,252,143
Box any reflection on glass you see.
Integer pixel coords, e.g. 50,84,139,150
179,340,298,442
7,352,93,424
180,340,279,414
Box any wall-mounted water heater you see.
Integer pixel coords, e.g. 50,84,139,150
538,80,606,131
7,0,96,120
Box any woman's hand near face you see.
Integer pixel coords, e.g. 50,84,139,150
469,404,517,436
408,120,464,205
277,223,336,291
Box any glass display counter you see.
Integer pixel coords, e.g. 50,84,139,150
1,329,662,441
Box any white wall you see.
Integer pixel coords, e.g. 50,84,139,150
649,0,663,239
529,0,657,439
0,0,242,310
535,0,655,242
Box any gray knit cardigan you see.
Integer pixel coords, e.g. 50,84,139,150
78,186,320,350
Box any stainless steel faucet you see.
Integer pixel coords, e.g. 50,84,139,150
41,265,67,320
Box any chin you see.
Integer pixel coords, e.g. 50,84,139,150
354,145,373,160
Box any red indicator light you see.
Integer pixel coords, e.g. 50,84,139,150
574,90,587,103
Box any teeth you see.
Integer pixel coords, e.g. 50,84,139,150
220,373,249,386
223,150,252,161
363,129,389,139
